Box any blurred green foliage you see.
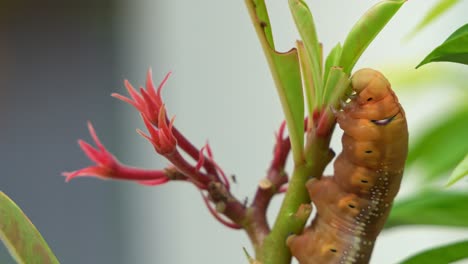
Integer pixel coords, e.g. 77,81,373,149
0,192,59,264
406,0,462,40
406,104,468,181
399,240,468,264
446,154,468,186
387,191,468,228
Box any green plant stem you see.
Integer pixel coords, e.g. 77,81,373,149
243,208,268,261
261,164,309,263
261,135,332,264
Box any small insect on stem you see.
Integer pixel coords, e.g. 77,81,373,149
231,174,237,184
243,197,249,208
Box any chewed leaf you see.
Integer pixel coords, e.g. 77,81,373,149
323,43,342,88
417,23,468,68
398,240,468,264
0,192,59,264
289,0,322,105
297,41,316,120
446,154,468,187
246,0,304,164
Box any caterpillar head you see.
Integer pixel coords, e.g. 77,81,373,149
351,68,391,105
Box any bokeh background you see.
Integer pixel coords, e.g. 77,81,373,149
1,0,467,263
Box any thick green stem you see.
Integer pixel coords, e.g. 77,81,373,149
261,164,308,263
261,136,332,264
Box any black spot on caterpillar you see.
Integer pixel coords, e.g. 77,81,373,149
287,68,408,264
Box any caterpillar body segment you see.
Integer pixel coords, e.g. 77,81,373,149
288,68,408,264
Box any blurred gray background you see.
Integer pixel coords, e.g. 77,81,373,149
1,0,467,263
0,1,125,263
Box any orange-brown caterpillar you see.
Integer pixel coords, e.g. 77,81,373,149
287,68,408,264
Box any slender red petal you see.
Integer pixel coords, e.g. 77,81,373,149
62,166,109,182
146,67,157,99
278,120,287,140
159,117,176,147
155,72,171,107
62,170,82,182
205,142,213,159
145,69,170,108
196,146,206,171
78,140,101,163
202,143,229,190
152,136,163,153
87,122,105,152
136,129,157,149
111,93,140,110
157,72,172,96
213,160,230,191
157,105,168,131
64,164,171,183
148,107,176,154
166,117,177,145
67,121,173,185
136,128,161,153
80,123,117,167
124,79,145,107
167,116,176,132
158,132,173,150
140,88,159,124
141,115,160,140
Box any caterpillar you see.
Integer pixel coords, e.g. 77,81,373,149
287,68,408,264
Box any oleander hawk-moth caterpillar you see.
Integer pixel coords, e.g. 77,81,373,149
287,68,409,264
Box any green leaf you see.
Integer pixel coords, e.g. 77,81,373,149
248,0,274,49
289,0,322,107
386,190,468,228
339,0,406,74
398,240,468,264
0,192,59,264
246,0,304,164
406,0,461,40
297,41,316,118
322,67,350,106
406,104,468,181
417,23,468,68
446,154,468,187
323,43,342,88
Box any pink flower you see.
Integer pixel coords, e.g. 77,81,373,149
137,105,177,155
112,69,170,125
63,122,169,185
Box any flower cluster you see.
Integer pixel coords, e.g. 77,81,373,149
64,69,242,228
63,121,171,186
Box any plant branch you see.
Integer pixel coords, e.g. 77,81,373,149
172,127,220,178
261,122,334,263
